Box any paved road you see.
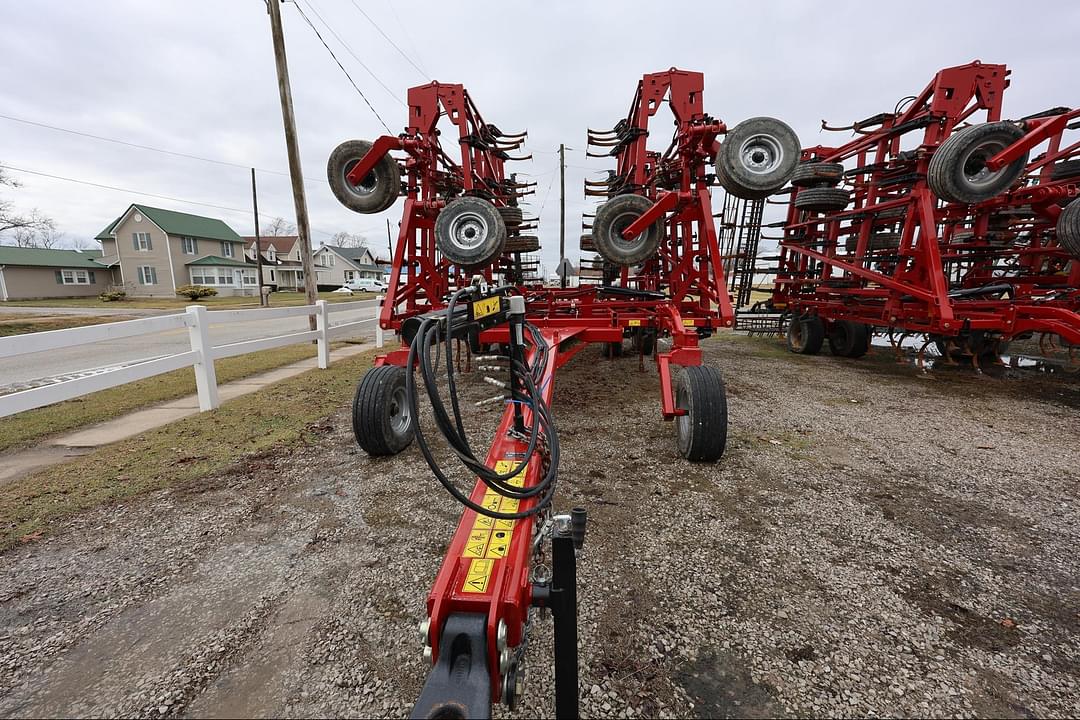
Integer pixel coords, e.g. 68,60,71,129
0,305,172,318
0,300,380,390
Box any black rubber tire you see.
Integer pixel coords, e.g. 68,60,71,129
352,365,414,456
675,365,728,462
505,236,540,253
828,320,870,358
327,139,400,214
715,117,801,199
794,187,849,213
580,233,596,252
1050,159,1080,182
786,314,825,354
604,341,623,358
592,194,663,266
845,232,901,252
791,162,845,188
498,206,523,228
435,196,507,267
928,122,1028,204
630,328,656,356
1057,199,1080,259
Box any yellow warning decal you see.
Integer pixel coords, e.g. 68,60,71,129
682,318,696,327
485,527,514,558
474,514,495,530
462,558,494,593
495,518,515,530
493,459,527,487
462,529,490,558
628,319,641,327
472,296,501,320
500,497,520,513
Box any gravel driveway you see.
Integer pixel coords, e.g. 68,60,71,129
1,333,1077,718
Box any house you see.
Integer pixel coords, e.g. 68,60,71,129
95,204,256,297
315,245,386,287
243,236,329,291
0,246,117,301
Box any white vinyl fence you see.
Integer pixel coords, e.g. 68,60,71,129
0,298,386,418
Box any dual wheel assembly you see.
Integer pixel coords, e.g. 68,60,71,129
786,315,871,358
350,360,728,463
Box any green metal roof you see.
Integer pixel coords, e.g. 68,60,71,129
95,204,241,242
0,245,106,268
185,255,253,267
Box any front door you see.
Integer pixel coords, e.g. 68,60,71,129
234,269,244,288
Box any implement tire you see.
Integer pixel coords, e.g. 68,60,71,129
794,187,849,213
1057,199,1080,259
715,116,801,199
928,122,1028,204
435,196,507,267
791,162,845,188
675,365,728,462
328,139,400,214
592,194,663,266
352,365,414,456
786,314,825,355
828,320,870,358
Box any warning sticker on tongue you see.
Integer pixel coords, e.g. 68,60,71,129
462,558,494,593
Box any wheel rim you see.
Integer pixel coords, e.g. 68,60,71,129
389,385,410,435
960,139,1009,190
676,382,692,452
790,319,805,349
608,210,647,249
449,211,490,251
738,134,785,176
342,159,378,197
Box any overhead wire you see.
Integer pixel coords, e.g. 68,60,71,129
347,0,428,79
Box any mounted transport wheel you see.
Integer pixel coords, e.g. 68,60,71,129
675,365,728,462
435,196,507,267
927,122,1028,204
786,314,825,355
791,161,845,188
327,139,400,214
828,320,870,358
592,194,664,266
1057,199,1080,259
497,206,523,228
352,365,414,456
580,233,596,252
794,187,850,212
715,116,801,199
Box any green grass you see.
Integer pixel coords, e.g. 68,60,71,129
0,348,380,550
0,341,361,453
3,290,376,310
0,315,131,337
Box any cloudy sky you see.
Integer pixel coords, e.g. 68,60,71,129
1,0,1078,271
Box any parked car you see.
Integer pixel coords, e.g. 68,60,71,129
345,277,388,292
331,286,355,294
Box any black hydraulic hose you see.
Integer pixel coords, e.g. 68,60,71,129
405,296,560,519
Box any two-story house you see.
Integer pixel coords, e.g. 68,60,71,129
243,235,329,290
95,204,256,297
315,245,385,287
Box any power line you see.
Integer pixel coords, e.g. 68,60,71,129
0,112,326,184
347,0,427,79
287,0,399,134
0,162,346,239
382,0,429,76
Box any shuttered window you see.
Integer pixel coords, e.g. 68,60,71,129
138,266,158,285
132,232,152,251
181,237,198,254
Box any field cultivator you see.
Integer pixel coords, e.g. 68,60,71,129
765,60,1080,368
327,72,799,717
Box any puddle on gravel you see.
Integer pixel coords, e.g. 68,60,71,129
676,650,788,719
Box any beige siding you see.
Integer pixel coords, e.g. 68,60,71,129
112,211,174,297
168,235,245,290
0,266,107,300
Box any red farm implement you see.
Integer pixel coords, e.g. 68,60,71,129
326,72,799,717
767,60,1080,367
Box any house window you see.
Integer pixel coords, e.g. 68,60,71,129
137,266,158,285
268,248,276,262
55,269,94,285
243,271,257,285
344,270,354,282
181,237,198,254
221,242,234,258
133,232,152,251
326,253,335,267
270,269,276,282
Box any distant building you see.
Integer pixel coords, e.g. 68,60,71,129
0,246,115,300
95,204,255,297
243,236,330,291
316,245,384,287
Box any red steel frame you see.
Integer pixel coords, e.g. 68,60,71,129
346,74,740,704
770,61,1080,348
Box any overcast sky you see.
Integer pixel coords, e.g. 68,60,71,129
2,0,1078,271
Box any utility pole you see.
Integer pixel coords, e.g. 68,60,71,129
266,0,318,326
251,168,267,306
559,143,566,288
386,218,393,264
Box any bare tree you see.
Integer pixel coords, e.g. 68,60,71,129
264,216,296,236
0,166,55,239
330,230,368,248
69,236,93,250
37,225,63,249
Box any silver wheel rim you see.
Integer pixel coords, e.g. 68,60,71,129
449,211,490,251
961,139,1008,189
343,159,377,197
739,134,785,176
389,385,410,435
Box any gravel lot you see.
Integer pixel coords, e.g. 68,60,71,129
1,332,1078,718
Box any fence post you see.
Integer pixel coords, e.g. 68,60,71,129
315,300,330,369
375,295,384,348
186,305,219,411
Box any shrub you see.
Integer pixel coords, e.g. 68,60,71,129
99,290,126,302
176,285,218,300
